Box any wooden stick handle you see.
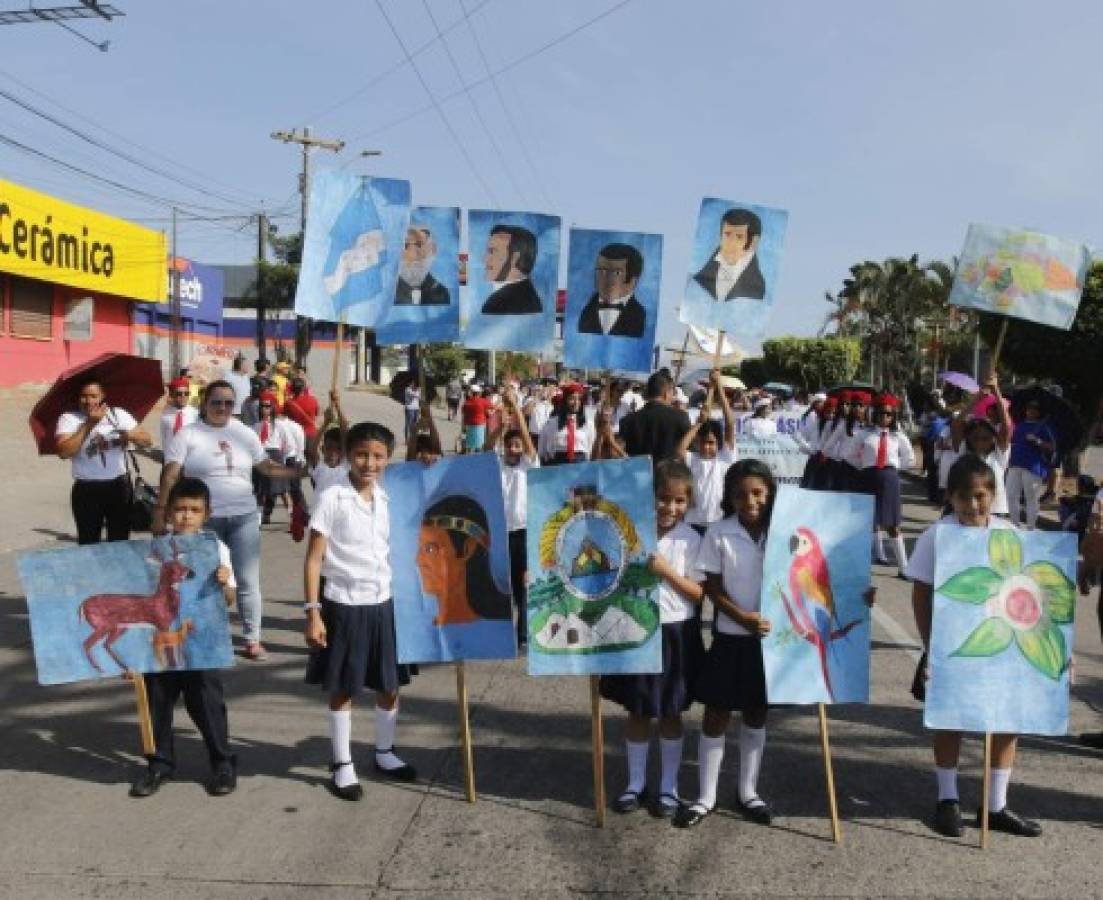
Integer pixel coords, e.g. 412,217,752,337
456,662,476,803
590,675,606,828
980,731,992,849
329,317,346,395
713,329,726,370
990,320,1009,372
132,673,155,757
818,703,842,845
672,330,691,384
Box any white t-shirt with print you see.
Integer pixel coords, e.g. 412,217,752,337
500,454,538,532
656,521,704,623
695,517,766,636
166,419,266,518
309,483,391,606
56,407,138,482
685,447,737,526
159,405,198,453
904,513,1016,585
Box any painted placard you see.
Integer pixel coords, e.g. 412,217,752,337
926,526,1076,735
760,485,874,704
526,457,661,675
562,228,663,375
386,454,515,663
17,534,233,686
736,434,807,486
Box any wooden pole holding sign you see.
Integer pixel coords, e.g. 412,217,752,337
671,330,691,384
590,675,606,827
132,672,155,757
980,731,992,849
989,320,1010,372
817,703,842,844
455,662,477,803
329,315,347,395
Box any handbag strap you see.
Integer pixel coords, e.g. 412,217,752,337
104,406,142,482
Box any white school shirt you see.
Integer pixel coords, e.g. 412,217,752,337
309,483,391,606
500,454,539,531
253,417,293,456
280,417,306,462
656,522,705,623
166,419,266,518
855,427,916,470
743,416,777,439
685,447,737,526
159,405,198,453
538,417,595,460
793,412,822,454
527,399,554,436
905,514,1016,585
980,447,1010,515
695,517,765,636
56,407,138,482
935,423,958,490
820,420,849,461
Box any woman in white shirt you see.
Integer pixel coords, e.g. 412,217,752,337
538,383,595,464
855,394,915,573
55,379,153,545
155,379,302,661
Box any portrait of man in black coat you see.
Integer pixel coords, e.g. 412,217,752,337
576,243,647,338
693,207,766,301
480,224,543,315
395,226,451,305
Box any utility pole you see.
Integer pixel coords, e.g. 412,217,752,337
169,206,180,376
256,212,267,361
270,127,344,365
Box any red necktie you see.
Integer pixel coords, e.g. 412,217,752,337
173,410,183,434
566,416,576,462
261,421,270,443
876,430,888,469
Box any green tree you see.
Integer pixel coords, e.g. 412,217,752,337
421,344,472,385
738,357,769,387
761,337,861,390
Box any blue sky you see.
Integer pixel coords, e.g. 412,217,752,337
1,0,1099,354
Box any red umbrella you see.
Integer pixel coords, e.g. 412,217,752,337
29,352,165,455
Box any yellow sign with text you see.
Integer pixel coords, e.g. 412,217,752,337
0,177,167,302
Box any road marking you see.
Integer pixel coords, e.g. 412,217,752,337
872,604,923,662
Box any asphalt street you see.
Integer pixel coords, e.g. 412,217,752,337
0,387,1100,898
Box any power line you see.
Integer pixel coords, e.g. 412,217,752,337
374,0,499,206
349,0,635,144
422,0,527,206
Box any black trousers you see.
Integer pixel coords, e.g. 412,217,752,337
508,528,527,644
71,476,130,545
144,671,235,774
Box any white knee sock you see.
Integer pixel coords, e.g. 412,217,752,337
697,733,726,811
989,767,1012,812
659,736,684,799
872,532,889,563
374,704,407,770
624,739,649,794
936,766,958,801
892,535,909,573
738,724,767,806
328,708,357,788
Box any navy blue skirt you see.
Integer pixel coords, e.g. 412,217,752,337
801,453,825,490
861,465,902,528
599,619,705,717
304,599,416,698
692,633,768,712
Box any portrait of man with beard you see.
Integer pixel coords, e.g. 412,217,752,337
479,224,543,315
395,225,451,305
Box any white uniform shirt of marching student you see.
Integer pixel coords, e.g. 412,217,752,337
854,427,916,470
500,454,539,532
685,447,737,526
527,399,554,435
695,517,765,636
657,522,705,623
56,407,138,482
159,405,198,454
280,417,306,462
793,411,822,454
538,417,596,459
309,484,391,606
983,446,1011,516
253,417,294,456
905,513,1015,585
311,460,350,506
819,420,848,460
165,419,266,518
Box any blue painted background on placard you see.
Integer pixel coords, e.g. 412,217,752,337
562,228,663,375
17,534,233,685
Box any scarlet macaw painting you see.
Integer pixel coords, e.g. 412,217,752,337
760,486,874,704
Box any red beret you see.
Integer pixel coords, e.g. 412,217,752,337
853,391,872,406
824,397,838,410
258,391,278,404
838,390,854,403
561,382,586,396
876,393,899,409
169,377,190,391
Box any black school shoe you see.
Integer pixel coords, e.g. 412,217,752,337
980,807,1042,837
373,749,417,783
327,762,363,801
672,802,712,829
736,797,774,826
129,768,171,798
208,764,237,797
933,799,963,837
649,792,680,819
612,788,648,814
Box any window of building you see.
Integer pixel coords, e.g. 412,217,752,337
9,276,54,340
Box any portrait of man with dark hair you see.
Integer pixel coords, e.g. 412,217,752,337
395,226,451,305
693,207,766,301
577,242,647,337
479,224,543,315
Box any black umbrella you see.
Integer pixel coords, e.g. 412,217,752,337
1009,386,1083,457
388,370,439,404
826,381,877,398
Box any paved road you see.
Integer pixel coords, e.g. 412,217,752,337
0,387,1100,898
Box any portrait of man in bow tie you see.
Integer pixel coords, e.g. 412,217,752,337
692,207,766,301
576,243,647,337
395,225,451,306
479,224,543,315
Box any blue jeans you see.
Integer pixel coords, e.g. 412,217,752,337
208,512,263,643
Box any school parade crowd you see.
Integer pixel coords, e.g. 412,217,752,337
40,351,1103,851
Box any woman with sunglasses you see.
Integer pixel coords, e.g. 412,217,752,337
55,379,153,544
154,379,303,661
159,377,198,460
